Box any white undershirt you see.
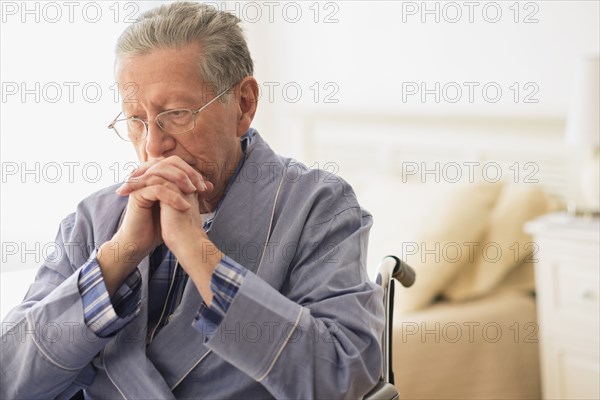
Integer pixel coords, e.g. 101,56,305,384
201,212,216,228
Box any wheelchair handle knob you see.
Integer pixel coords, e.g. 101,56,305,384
390,256,416,288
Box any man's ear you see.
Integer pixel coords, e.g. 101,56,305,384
236,76,259,137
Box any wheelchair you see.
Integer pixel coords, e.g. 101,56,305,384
364,256,416,400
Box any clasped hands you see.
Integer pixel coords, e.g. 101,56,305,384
97,156,222,304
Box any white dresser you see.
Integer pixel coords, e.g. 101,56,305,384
526,213,600,400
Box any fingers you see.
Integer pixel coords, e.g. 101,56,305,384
116,156,208,196
120,167,198,195
126,157,162,181
130,183,192,211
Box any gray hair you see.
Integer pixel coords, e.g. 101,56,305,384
115,1,254,96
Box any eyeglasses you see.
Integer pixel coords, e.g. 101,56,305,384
108,85,233,142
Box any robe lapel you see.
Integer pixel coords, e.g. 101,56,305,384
101,256,176,399
144,278,210,389
208,145,286,275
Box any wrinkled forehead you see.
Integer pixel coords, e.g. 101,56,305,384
114,43,209,89
113,44,216,105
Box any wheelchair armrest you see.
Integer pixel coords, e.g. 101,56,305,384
363,381,399,400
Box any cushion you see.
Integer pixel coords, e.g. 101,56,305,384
442,184,558,301
393,181,502,312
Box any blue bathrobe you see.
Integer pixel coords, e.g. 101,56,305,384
1,130,384,399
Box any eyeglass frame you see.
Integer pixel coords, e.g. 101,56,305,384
107,85,234,142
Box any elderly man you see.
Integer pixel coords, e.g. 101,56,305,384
0,2,384,399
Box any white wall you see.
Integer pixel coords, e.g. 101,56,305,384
1,1,598,318
251,1,599,155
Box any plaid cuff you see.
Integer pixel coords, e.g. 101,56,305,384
192,255,247,339
78,250,142,338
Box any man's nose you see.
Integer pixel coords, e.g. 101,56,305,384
145,120,175,158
